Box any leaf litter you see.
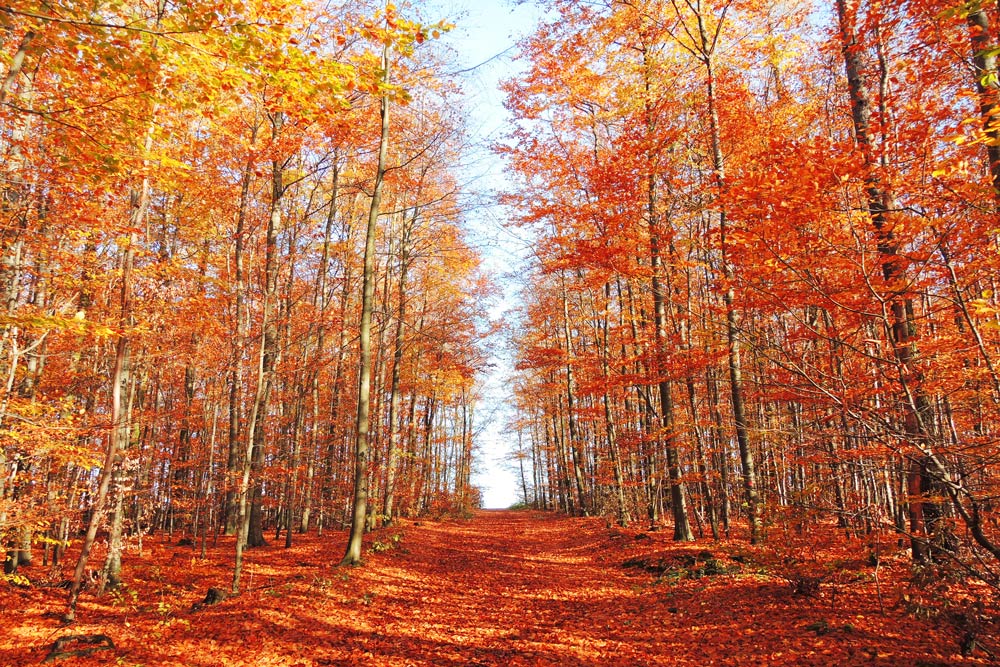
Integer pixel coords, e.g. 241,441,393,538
0,510,994,665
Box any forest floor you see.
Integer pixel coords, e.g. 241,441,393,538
1,509,997,666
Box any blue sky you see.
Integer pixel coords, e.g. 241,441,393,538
420,0,546,508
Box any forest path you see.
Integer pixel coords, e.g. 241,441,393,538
257,509,977,666
3,510,980,666
341,509,654,666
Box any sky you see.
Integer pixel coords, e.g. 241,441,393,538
419,0,547,508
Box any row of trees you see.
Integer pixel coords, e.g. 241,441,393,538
0,0,489,618
503,0,1000,578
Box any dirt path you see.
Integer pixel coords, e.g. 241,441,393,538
1,510,985,665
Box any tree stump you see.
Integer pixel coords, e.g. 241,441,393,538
191,586,229,612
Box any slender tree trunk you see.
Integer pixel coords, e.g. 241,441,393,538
382,216,413,525
322,201,355,533
233,116,284,592
600,283,629,525
99,358,140,594
226,131,257,535
835,0,935,562
558,272,589,516
285,383,304,548
64,335,128,622
233,332,265,593
695,17,762,543
301,161,340,533
342,43,391,566
967,4,1000,203
637,40,694,541
0,30,32,106
248,119,285,550
65,3,164,606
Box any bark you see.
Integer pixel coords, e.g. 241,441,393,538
641,42,693,541
342,43,390,566
834,0,942,562
66,2,163,604
301,161,340,533
382,213,414,525
248,123,285,550
600,283,629,525
456,387,475,506
226,134,257,535
233,115,284,592
65,312,132,621
649,221,693,540
967,3,1000,203
691,7,762,543
559,272,590,516
0,30,33,106
284,383,304,548
706,365,731,536
322,196,355,533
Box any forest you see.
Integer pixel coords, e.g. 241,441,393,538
2,0,1000,663
505,0,1000,572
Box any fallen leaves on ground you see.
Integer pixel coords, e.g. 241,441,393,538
1,510,994,665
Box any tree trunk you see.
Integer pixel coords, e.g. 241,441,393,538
233,115,284,592
247,121,285,551
301,161,340,533
382,215,413,525
967,4,1000,204
834,0,935,562
559,272,590,516
694,13,763,543
226,132,257,535
65,2,163,604
342,43,391,566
